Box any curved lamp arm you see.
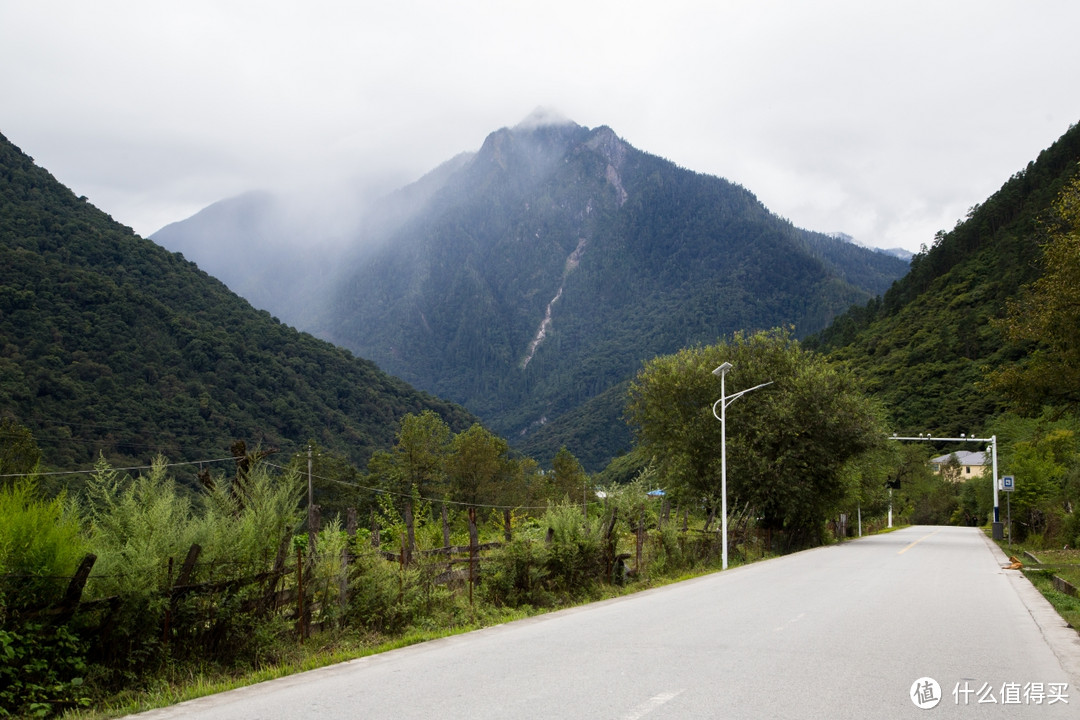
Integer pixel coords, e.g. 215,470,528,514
712,381,774,421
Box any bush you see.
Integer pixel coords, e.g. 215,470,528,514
346,543,417,633
482,537,553,608
649,524,695,575
541,503,604,596
78,457,304,676
78,458,201,675
307,519,351,629
1064,511,1080,549
0,481,86,615
0,623,90,718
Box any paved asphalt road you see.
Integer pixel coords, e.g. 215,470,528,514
129,526,1080,719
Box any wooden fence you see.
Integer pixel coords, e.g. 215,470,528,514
5,502,514,647
5,501,764,652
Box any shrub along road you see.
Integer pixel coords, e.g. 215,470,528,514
126,527,1080,719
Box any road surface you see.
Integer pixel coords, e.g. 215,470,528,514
129,526,1080,719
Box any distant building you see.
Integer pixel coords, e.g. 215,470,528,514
930,451,988,481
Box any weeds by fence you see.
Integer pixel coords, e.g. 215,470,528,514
3,499,761,648
1,466,775,718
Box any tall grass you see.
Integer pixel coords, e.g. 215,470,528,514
0,479,86,613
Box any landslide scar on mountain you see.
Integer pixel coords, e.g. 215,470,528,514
521,235,588,369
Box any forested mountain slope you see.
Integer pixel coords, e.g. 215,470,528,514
808,121,1080,435
0,132,474,477
310,118,908,468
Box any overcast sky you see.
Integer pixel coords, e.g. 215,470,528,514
3,1,1079,252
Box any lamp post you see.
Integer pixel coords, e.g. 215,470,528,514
711,363,772,570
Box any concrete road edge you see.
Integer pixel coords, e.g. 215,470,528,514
979,530,1080,686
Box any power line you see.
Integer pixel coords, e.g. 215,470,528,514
264,461,592,511
0,456,237,479
4,450,602,513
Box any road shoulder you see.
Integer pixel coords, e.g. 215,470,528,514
979,530,1080,685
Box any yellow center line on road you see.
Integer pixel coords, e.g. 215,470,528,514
898,529,942,555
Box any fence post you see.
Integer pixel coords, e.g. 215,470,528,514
265,536,290,614
468,506,478,605
398,533,406,606
52,553,95,625
176,544,202,587
339,545,350,625
163,557,173,644
602,508,619,578
405,500,415,560
296,546,305,642
442,503,452,577
635,510,644,574
309,504,322,554
503,507,513,542
340,511,356,624
61,554,96,610
163,544,202,644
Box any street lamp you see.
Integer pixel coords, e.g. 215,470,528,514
711,363,772,570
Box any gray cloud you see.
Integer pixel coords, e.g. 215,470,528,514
2,0,1079,251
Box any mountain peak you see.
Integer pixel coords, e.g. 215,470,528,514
514,107,576,131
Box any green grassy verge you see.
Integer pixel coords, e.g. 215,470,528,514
1023,571,1080,632
990,533,1080,636
61,555,751,720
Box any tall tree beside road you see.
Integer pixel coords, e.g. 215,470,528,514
626,329,887,547
446,423,515,506
548,446,588,502
366,410,452,514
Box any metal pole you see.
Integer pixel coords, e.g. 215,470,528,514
307,445,315,550
712,366,770,571
991,436,999,523
720,368,728,570
1007,491,1012,546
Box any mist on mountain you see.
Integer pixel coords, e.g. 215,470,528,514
153,114,909,469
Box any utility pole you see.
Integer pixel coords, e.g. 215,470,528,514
307,445,315,549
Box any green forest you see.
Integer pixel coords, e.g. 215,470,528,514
0,132,474,482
